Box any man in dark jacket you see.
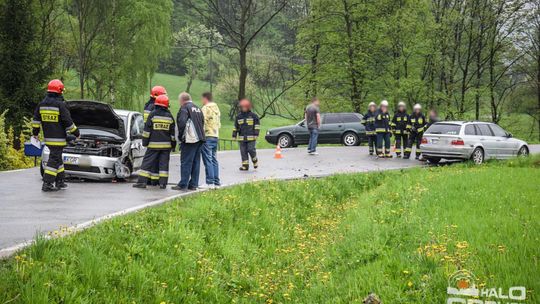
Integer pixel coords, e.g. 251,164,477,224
390,101,409,158
233,98,260,170
32,79,80,192
133,94,176,189
172,92,205,191
361,102,377,155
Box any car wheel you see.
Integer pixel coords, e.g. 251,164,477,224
342,132,359,146
426,157,441,164
277,133,293,148
470,147,484,165
517,146,529,157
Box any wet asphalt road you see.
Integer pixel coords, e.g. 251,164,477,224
1,145,538,255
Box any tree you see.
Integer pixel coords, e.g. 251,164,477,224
186,0,289,104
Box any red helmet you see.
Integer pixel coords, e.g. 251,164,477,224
151,86,167,98
47,79,65,94
154,95,169,108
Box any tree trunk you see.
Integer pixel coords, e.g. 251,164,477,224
342,0,361,112
238,47,248,101
537,50,540,141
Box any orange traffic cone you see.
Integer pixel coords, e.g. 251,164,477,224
274,145,284,159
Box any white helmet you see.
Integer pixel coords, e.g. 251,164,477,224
398,101,406,108
380,100,389,107
368,102,376,108
413,103,422,110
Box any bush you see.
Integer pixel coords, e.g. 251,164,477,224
0,110,35,171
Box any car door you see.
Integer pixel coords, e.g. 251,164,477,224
476,123,497,158
488,124,516,158
293,120,310,144
130,114,146,169
319,114,345,143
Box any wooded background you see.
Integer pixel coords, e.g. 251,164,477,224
0,0,539,142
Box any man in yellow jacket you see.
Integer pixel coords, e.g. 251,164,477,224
200,92,221,189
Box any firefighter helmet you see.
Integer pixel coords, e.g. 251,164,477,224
413,103,422,111
380,100,389,107
368,102,376,108
155,95,169,108
47,79,65,94
151,86,167,98
398,101,406,108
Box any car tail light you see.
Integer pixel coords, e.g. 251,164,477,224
451,139,465,145
421,137,428,144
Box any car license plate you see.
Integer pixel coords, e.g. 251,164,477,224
63,156,79,165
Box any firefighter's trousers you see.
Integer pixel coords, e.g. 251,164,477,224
239,141,257,168
376,132,391,157
43,146,65,183
394,132,408,156
367,134,377,154
137,149,170,186
405,131,423,158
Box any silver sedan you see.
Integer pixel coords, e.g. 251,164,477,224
420,121,529,164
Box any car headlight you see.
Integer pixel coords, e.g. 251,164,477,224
266,131,271,135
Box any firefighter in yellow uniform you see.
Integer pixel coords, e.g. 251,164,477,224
32,79,80,192
390,101,409,158
404,103,427,160
133,95,176,189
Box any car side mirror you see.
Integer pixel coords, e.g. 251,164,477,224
299,122,306,128
506,133,513,138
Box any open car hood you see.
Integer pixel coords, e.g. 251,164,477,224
66,100,125,139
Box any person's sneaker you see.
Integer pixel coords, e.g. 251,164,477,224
132,183,147,189
159,184,167,189
171,185,187,191
42,182,59,192
56,180,68,189
309,151,319,155
214,184,221,189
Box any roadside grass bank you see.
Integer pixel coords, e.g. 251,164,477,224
1,157,539,303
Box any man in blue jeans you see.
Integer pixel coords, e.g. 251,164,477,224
200,92,221,189
305,97,321,155
172,92,206,191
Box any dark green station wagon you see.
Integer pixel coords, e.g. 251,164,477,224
264,113,367,148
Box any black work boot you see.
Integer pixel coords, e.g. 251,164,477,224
42,182,59,192
132,183,147,189
239,164,249,171
159,184,167,189
252,159,259,169
56,179,68,190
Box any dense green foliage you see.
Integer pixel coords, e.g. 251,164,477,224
1,156,539,303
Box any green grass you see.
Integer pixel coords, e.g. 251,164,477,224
1,157,539,303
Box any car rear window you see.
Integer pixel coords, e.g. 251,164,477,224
341,114,361,123
426,123,461,135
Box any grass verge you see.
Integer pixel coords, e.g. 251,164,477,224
2,158,539,304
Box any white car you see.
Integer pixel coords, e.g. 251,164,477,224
41,101,147,180
420,121,529,164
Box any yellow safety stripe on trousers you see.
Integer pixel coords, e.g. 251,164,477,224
405,148,412,152
148,142,172,149
45,141,67,146
159,171,169,177
138,170,150,177
57,166,65,173
395,148,401,153
416,149,422,153
44,169,57,176
242,161,249,164
149,175,159,180
376,128,388,133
